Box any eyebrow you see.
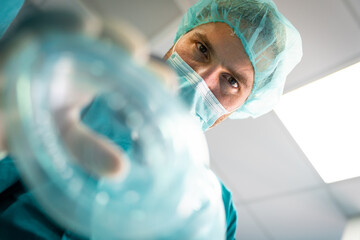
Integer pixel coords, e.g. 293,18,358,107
193,31,252,89
194,32,214,56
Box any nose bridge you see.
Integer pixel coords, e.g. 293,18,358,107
200,63,223,89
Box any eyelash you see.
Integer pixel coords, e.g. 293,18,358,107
196,41,239,89
227,76,239,89
196,42,208,58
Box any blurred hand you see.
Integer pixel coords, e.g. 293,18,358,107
48,59,128,179
49,57,178,179
0,25,178,179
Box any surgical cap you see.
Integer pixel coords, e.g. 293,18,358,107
174,0,302,119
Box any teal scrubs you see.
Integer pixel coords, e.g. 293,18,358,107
221,183,237,240
0,0,24,38
0,166,237,240
0,99,238,240
0,3,238,238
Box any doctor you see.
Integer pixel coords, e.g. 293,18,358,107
0,0,302,239
163,1,302,238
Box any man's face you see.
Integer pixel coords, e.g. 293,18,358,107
164,22,254,126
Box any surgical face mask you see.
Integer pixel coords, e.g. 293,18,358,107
166,51,228,131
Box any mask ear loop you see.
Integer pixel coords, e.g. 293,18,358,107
171,36,182,56
171,36,231,125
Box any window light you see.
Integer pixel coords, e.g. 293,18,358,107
275,61,360,183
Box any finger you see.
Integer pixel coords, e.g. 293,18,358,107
50,57,129,179
61,119,128,179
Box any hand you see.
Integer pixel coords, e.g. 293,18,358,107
0,13,178,177
48,63,129,179
0,59,128,177
49,57,178,179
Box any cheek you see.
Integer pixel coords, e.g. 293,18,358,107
215,89,250,112
174,39,191,59
199,76,243,112
174,39,201,70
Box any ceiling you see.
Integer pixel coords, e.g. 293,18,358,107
27,0,360,239
206,1,360,239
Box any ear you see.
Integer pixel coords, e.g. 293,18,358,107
210,112,232,128
163,45,174,61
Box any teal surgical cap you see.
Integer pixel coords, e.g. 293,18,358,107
174,0,303,119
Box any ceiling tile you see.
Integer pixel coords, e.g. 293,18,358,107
82,0,182,39
345,0,360,24
235,203,270,240
249,188,346,240
329,177,360,217
149,17,181,57
207,111,323,202
273,0,360,92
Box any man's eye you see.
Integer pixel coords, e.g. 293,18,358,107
196,43,208,56
227,76,239,88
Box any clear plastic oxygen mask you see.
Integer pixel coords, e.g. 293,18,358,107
0,10,226,239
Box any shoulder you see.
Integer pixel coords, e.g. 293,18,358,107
0,155,20,195
0,0,25,38
219,180,237,240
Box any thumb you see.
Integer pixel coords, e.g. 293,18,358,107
61,117,128,179
49,61,128,179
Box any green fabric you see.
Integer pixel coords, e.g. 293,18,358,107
0,0,24,38
0,1,238,236
0,97,238,239
1,165,237,239
0,0,25,203
0,156,19,194
0,192,65,239
221,182,237,239
80,97,133,153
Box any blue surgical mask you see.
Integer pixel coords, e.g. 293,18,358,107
166,51,228,131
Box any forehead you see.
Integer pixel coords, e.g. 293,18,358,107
190,22,254,88
191,23,249,64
